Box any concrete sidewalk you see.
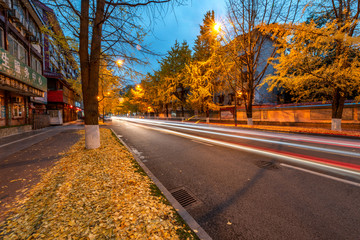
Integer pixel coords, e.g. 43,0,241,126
0,122,83,221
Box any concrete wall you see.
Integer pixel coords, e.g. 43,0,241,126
0,125,32,138
234,104,360,123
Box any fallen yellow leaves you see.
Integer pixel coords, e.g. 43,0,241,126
0,129,196,239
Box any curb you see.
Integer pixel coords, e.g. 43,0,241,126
110,128,212,240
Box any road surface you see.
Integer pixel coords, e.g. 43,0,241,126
111,118,360,240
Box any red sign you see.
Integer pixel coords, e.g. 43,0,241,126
47,90,64,102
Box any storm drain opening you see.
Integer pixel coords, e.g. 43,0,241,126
170,187,201,208
255,160,280,170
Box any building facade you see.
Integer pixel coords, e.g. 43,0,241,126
33,0,80,124
0,0,46,127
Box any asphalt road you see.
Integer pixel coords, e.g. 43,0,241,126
111,118,360,240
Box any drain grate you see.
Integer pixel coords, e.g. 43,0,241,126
170,187,199,208
255,160,280,170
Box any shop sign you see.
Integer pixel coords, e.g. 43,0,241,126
0,47,47,92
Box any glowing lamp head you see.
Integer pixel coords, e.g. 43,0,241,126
213,22,221,33
116,59,124,66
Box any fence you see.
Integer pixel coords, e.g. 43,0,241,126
32,113,50,130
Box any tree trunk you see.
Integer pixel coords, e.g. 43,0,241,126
234,93,237,126
245,92,253,126
165,103,169,118
80,0,105,149
206,106,210,123
80,0,99,149
331,88,345,131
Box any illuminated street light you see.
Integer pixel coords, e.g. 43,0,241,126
136,84,142,91
116,59,124,66
213,22,221,33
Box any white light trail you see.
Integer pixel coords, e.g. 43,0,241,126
121,120,360,182
119,118,360,148
119,118,360,158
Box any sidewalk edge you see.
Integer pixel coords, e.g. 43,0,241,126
110,128,212,240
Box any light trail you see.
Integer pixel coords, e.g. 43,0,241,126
120,120,360,182
119,118,360,158
118,118,360,149
122,118,360,149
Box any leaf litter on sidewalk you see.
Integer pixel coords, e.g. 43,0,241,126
0,129,198,239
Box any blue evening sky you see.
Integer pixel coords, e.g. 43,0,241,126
134,0,227,80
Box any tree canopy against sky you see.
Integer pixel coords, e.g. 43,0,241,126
261,0,360,130
187,10,224,118
217,0,302,125
43,0,184,149
157,40,192,117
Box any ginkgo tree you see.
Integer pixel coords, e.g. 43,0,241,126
157,41,192,118
186,11,224,121
261,1,360,131
44,0,184,149
216,0,301,125
97,58,122,119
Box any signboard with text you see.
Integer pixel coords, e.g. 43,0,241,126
0,47,47,92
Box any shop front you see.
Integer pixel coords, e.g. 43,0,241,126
0,46,47,127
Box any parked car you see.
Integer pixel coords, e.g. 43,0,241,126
104,116,112,121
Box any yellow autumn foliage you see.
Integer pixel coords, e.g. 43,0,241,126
0,129,192,239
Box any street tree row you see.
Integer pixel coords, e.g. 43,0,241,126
122,0,360,131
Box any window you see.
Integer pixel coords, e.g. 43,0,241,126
8,36,18,57
31,56,42,74
18,44,28,64
0,28,4,48
8,35,28,64
12,96,24,118
13,0,26,26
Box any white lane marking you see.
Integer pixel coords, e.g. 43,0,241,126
280,163,360,187
131,148,141,156
0,130,52,148
122,118,360,148
126,121,360,181
123,119,360,158
191,140,214,147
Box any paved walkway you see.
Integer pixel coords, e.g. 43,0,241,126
0,122,84,221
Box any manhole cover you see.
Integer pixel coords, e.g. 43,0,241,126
170,187,201,208
255,160,280,170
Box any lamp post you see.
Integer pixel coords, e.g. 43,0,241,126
212,21,242,127
97,91,110,123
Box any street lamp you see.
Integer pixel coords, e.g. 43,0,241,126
213,22,221,33
116,59,124,66
135,84,142,91
98,91,111,123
